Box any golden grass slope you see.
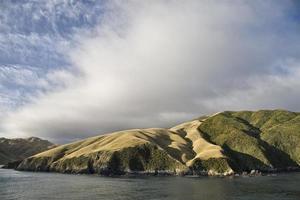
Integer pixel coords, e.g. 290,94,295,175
31,116,227,170
15,110,300,175
170,119,226,166
33,128,195,164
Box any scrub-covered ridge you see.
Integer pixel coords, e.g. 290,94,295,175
14,110,300,176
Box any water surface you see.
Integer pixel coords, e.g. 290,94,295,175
0,168,299,200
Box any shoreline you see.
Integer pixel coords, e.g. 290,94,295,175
2,166,299,178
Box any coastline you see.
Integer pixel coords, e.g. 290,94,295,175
3,164,299,178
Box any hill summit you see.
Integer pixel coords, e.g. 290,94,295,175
15,110,300,176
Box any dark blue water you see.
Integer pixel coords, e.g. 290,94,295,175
0,168,300,200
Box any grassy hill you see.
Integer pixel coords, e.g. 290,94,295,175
0,137,55,165
15,110,300,176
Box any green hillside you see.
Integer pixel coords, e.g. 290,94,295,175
13,110,300,176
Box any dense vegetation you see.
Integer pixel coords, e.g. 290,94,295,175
199,110,300,172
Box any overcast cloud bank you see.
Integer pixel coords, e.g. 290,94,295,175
1,1,300,143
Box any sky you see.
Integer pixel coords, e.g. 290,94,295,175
0,0,300,143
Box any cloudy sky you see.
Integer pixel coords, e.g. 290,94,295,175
0,0,300,143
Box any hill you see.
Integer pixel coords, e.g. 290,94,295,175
0,137,55,165
15,110,300,176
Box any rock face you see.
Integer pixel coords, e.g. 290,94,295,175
0,137,55,165
15,110,300,176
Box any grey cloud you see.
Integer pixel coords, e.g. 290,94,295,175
1,0,300,143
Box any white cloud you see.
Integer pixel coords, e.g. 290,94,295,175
1,0,300,143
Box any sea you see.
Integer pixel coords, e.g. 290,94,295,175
0,168,300,200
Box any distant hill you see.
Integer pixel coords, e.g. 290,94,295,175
15,110,300,176
0,137,56,165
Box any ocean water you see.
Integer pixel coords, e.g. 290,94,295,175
0,168,299,200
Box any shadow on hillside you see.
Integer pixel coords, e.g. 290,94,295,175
235,117,261,138
235,117,298,169
221,144,270,172
135,130,195,164
258,140,298,169
198,122,298,171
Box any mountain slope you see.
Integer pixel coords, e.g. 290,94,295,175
16,110,300,175
198,110,300,172
0,137,55,165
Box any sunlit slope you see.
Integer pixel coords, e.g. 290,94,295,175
17,110,300,175
17,126,233,175
18,129,194,174
171,118,226,165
